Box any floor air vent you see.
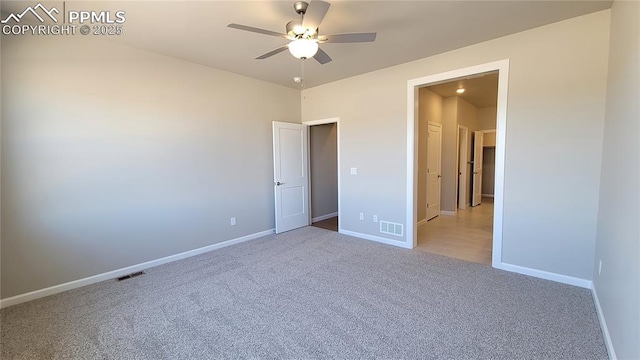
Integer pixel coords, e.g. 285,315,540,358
380,221,404,237
116,271,145,281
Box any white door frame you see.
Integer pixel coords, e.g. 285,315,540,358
457,125,469,211
407,59,509,268
302,117,341,232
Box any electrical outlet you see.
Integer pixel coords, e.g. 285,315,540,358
598,260,602,275
359,212,364,220
230,217,236,226
373,215,378,223
350,167,358,175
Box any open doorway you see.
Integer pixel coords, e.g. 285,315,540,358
308,122,338,232
410,61,507,266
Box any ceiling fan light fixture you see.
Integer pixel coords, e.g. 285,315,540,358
288,39,318,59
228,0,376,66
286,19,306,37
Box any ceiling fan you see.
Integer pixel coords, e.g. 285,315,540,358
227,0,377,65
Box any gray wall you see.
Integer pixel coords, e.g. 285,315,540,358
1,35,300,298
310,123,338,220
302,11,610,280
593,1,640,359
0,7,622,307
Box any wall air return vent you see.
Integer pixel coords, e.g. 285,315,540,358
380,221,403,237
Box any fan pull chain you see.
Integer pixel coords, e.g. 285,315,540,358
300,59,305,89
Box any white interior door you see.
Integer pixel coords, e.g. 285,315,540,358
458,126,468,210
472,131,484,207
273,122,309,233
426,123,442,220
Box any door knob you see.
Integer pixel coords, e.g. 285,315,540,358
438,175,442,178
276,181,284,186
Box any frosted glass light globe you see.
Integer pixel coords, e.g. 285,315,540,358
288,39,319,59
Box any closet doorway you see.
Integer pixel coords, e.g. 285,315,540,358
308,122,339,232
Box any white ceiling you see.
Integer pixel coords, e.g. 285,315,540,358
1,1,612,89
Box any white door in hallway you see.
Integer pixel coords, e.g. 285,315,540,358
273,122,309,233
426,123,442,220
458,126,469,210
472,131,484,206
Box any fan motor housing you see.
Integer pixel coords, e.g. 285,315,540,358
293,1,309,15
286,19,317,39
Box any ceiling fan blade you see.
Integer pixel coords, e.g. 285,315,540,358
319,32,377,43
313,47,332,65
256,45,289,60
228,23,287,38
302,0,330,31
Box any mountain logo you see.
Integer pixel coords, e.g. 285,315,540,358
1,3,60,24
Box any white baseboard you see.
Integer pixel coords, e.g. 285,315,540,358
339,229,412,249
591,285,617,360
482,194,494,198
441,210,456,216
494,262,592,288
311,212,338,223
0,229,275,309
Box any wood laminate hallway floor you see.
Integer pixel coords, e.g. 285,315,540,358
416,197,493,265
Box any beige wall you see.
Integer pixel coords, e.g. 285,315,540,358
419,88,444,125
1,35,301,298
483,132,496,147
593,1,640,359
417,88,443,221
477,106,498,130
456,97,478,130
310,123,338,220
301,11,610,280
441,96,481,210
441,97,458,212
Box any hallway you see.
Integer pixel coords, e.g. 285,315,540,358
416,198,493,265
